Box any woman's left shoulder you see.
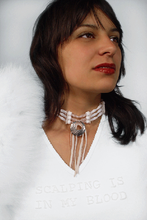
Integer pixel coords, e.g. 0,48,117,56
134,128,147,154
137,128,147,144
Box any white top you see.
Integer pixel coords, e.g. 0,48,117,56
14,115,147,220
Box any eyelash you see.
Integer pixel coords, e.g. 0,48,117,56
79,32,95,39
79,32,120,44
110,36,120,44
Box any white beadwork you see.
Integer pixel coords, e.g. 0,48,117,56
66,111,72,124
86,111,91,123
59,101,105,124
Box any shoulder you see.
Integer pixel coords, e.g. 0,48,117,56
0,64,45,121
0,64,44,106
0,64,45,142
0,64,45,170
0,63,45,152
0,65,45,217
134,127,147,147
135,129,147,160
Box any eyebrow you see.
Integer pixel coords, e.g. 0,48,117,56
78,24,120,34
78,24,99,30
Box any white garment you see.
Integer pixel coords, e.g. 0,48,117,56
0,65,45,220
15,115,147,220
0,66,147,220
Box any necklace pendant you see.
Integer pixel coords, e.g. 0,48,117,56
70,121,86,136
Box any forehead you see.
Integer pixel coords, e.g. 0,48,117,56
80,9,117,30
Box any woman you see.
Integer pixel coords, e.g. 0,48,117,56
0,0,147,219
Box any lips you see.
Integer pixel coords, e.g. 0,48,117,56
94,63,116,74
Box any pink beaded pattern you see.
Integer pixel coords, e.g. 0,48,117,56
58,101,105,125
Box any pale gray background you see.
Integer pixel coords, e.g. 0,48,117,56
0,0,147,116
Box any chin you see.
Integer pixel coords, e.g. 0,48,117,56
92,77,118,94
102,89,114,94
99,85,116,94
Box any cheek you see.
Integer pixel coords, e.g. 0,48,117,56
65,43,94,63
62,49,90,75
115,49,122,71
118,49,122,64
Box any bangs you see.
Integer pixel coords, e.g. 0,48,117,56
58,1,123,45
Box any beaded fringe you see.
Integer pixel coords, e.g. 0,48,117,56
58,101,105,176
69,125,87,176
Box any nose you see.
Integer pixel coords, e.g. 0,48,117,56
98,35,117,57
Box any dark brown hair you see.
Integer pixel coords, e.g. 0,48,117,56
30,0,146,144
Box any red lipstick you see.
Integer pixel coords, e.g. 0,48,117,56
94,63,116,74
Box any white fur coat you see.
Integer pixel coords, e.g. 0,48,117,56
0,65,45,220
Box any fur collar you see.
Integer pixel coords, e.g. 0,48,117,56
0,65,45,219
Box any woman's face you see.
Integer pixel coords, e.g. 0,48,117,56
58,9,122,96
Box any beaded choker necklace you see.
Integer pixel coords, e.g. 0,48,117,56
58,101,105,176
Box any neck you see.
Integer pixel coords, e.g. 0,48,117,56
62,92,101,115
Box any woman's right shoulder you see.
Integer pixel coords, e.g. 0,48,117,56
0,64,44,97
0,65,46,218
0,64,44,111
0,64,45,146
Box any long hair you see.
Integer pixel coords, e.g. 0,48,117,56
30,0,146,145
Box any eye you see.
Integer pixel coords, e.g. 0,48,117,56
110,36,120,44
79,32,95,39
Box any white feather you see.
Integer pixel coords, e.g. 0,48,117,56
0,65,45,219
